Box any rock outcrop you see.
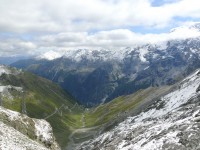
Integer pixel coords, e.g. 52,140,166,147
0,106,60,150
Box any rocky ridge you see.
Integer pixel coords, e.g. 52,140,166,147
77,69,200,150
0,106,60,150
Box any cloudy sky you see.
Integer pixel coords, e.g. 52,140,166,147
0,0,200,56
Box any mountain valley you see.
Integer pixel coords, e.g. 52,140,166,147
1,0,200,150
12,23,200,106
0,65,85,148
1,23,200,150
77,69,200,150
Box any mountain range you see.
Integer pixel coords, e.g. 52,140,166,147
1,23,200,150
12,23,200,106
0,64,172,149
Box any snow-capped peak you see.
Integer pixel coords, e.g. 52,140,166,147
37,50,62,60
35,23,200,62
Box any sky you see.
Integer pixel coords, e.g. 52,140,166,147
0,0,200,57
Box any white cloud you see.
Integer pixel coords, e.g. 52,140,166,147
1,23,200,57
1,22,200,57
35,24,200,50
0,38,37,56
0,0,200,56
0,0,200,33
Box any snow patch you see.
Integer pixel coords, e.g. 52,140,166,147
0,85,23,94
0,106,60,149
0,106,20,120
135,69,200,122
78,69,200,150
34,119,53,142
139,47,148,62
0,65,11,76
0,121,48,150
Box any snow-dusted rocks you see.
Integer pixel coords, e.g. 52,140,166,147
0,65,23,99
0,121,48,150
0,65,21,76
77,69,200,150
34,119,54,145
0,106,60,150
0,85,23,93
0,65,11,76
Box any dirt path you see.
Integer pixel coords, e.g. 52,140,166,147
44,104,65,119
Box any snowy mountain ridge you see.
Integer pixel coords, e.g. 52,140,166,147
77,69,200,150
12,22,200,105
36,23,200,62
0,106,60,150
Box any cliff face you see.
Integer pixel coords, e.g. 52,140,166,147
77,69,200,150
0,106,60,150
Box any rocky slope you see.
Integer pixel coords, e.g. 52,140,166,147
0,65,84,149
77,69,200,150
0,106,60,150
0,65,176,149
11,23,200,106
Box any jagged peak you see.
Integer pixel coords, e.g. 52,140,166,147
34,23,200,63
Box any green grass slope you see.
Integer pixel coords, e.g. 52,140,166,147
68,86,173,148
84,86,171,126
0,67,84,148
0,66,174,149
